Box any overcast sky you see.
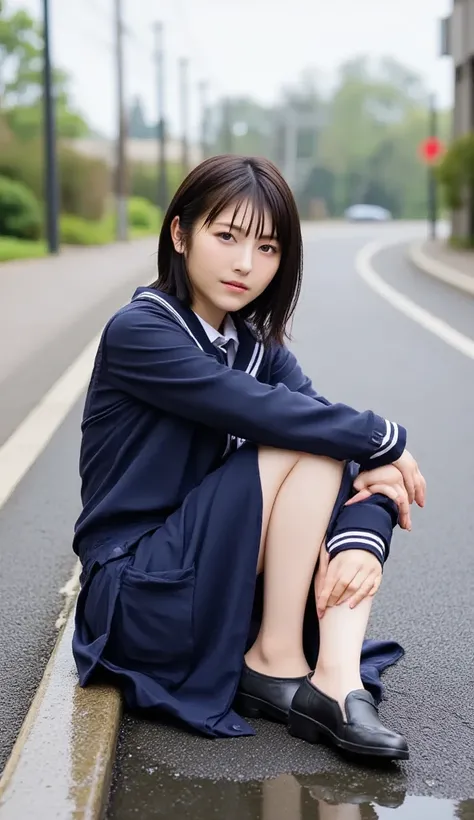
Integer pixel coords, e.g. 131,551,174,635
9,0,453,139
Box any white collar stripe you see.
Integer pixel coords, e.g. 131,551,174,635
133,291,204,350
248,342,264,378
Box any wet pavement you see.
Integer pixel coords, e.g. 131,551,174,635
108,718,474,819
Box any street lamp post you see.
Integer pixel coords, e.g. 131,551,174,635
42,0,59,254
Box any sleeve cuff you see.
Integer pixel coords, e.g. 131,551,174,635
365,418,407,469
327,530,387,567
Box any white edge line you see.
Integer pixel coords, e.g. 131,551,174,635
409,240,474,296
0,333,101,511
355,240,474,361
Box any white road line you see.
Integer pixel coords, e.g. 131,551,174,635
355,240,474,361
0,333,101,510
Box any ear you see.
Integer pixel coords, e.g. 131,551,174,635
170,216,185,254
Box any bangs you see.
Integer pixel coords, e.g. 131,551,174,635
202,174,284,243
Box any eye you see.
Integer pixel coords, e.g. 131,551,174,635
217,232,234,242
260,243,279,254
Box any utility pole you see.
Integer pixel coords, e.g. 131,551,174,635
179,58,189,177
154,22,168,210
221,98,233,154
42,0,59,254
198,80,209,161
428,93,438,240
114,0,128,240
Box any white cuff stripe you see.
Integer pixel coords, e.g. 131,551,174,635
327,537,385,559
328,530,385,551
370,420,399,461
381,418,391,446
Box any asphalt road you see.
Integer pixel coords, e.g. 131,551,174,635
1,223,473,818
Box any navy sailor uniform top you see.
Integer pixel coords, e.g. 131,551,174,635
74,287,405,569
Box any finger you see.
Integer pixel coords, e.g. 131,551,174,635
363,482,398,501
331,569,361,607
336,569,368,605
315,559,329,598
327,578,353,608
315,547,329,596
317,567,337,618
368,576,382,597
414,472,426,508
400,466,415,504
354,465,400,491
390,486,411,531
399,509,412,531
348,575,380,609
345,489,372,506
317,562,356,617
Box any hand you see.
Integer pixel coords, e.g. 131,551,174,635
315,544,382,619
345,464,412,530
393,449,426,507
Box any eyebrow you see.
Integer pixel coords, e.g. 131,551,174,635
214,222,278,242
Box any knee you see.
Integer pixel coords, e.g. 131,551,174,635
258,446,342,468
258,446,344,482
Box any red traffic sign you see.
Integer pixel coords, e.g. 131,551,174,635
418,137,445,164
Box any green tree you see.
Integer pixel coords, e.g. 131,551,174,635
316,56,450,217
0,1,88,139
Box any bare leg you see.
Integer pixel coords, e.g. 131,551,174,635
245,447,344,678
312,597,372,714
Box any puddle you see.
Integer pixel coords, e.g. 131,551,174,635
108,768,474,819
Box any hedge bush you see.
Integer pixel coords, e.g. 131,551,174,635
0,175,42,239
436,134,474,211
128,196,157,229
127,196,161,231
60,215,111,245
0,141,110,221
59,146,110,220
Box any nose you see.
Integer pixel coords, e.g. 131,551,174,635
232,242,253,275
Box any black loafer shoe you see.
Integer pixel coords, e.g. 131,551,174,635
233,664,306,724
288,676,409,760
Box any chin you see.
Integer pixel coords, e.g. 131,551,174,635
216,293,252,313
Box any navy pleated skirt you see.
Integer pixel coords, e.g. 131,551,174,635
73,444,403,738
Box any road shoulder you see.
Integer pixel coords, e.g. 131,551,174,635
408,238,474,296
0,579,122,820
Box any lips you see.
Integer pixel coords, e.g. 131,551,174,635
223,281,249,292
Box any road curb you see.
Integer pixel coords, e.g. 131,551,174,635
0,567,122,820
408,240,474,297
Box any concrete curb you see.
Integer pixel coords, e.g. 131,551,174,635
0,567,122,820
408,240,474,297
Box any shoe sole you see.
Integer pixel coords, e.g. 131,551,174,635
233,692,288,725
288,709,409,761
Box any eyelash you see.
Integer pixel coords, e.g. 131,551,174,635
216,232,278,254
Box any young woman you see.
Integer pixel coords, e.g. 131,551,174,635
72,154,425,762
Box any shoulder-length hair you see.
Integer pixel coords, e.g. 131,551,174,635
150,154,303,345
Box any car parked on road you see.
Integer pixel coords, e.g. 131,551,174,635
344,204,392,222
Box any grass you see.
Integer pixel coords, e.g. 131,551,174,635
448,235,474,251
0,236,47,262
0,209,160,263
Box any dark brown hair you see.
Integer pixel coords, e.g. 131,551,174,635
150,154,303,344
